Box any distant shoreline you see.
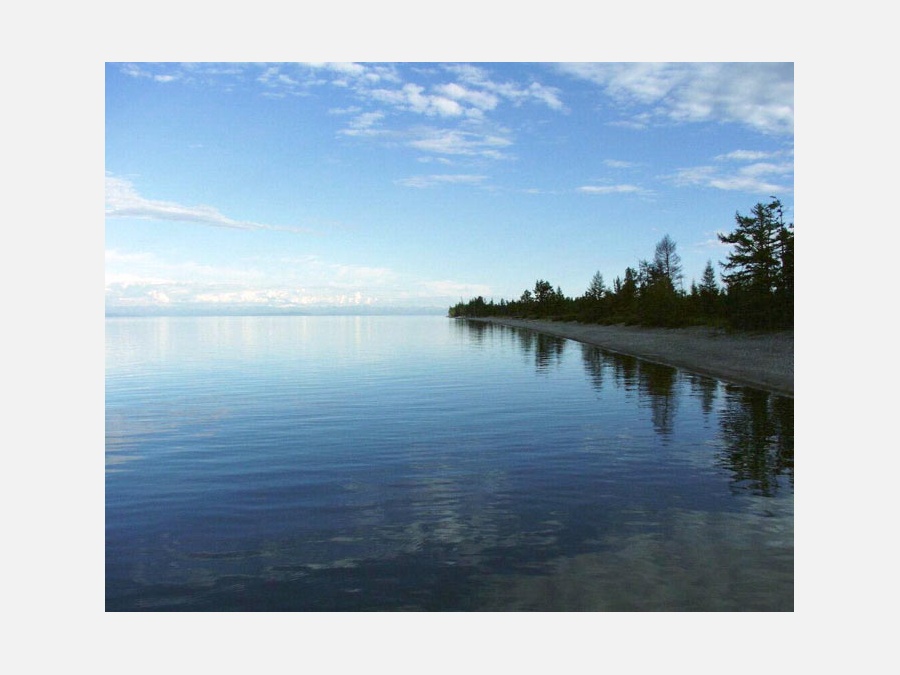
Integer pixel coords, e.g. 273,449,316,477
463,317,794,397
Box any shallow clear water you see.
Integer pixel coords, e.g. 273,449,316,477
105,316,793,611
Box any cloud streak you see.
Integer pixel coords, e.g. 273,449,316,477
557,62,793,135
106,249,491,313
395,174,488,188
578,184,643,195
116,63,563,163
407,128,512,158
670,161,793,194
105,175,311,233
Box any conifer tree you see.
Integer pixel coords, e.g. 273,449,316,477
718,197,793,329
698,259,720,318
585,271,605,300
653,234,683,291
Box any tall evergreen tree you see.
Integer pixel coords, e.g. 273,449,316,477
774,205,794,327
718,197,792,329
699,259,718,294
533,279,554,303
698,259,720,318
620,267,638,303
585,271,606,300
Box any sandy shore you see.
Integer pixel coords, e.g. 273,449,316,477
469,317,794,397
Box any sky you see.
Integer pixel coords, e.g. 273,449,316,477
105,62,794,315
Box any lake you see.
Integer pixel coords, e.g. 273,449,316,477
105,315,793,611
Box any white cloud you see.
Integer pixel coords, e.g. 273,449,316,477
105,278,382,310
603,159,638,169
671,161,793,194
121,63,248,87
715,149,781,162
408,129,512,158
105,249,266,287
120,63,154,79
444,64,565,111
329,64,565,142
557,62,793,135
114,63,563,161
105,175,311,233
190,288,376,307
317,62,366,77
526,82,564,111
706,176,788,193
306,62,400,85
430,96,464,117
105,272,173,287
738,162,794,177
340,111,387,136
416,156,454,166
370,83,466,118
104,251,391,311
434,82,500,111
106,249,485,313
578,184,642,195
396,174,488,188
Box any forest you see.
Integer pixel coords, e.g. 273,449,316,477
448,198,794,331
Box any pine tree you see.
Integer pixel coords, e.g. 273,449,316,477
615,266,639,323
653,234,683,291
699,259,718,294
718,197,793,329
585,271,605,300
698,259,720,318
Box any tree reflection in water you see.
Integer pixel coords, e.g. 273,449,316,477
580,343,605,392
512,327,566,373
578,334,792,495
459,317,489,346
458,320,793,497
637,361,679,438
686,371,719,416
717,386,793,496
582,344,679,437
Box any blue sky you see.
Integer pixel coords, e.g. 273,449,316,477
105,62,793,315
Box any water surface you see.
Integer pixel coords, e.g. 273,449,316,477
106,316,793,611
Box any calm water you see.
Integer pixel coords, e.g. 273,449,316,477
105,316,793,611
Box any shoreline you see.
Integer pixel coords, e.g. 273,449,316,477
465,317,794,397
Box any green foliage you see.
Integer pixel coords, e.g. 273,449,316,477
653,234,683,291
697,260,722,318
449,199,793,332
718,198,793,329
585,271,605,300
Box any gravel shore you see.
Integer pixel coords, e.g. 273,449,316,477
469,317,794,397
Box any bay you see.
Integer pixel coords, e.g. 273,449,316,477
105,315,793,611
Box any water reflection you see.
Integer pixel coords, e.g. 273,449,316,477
610,353,640,392
637,362,679,437
519,330,566,373
686,372,720,416
461,319,793,496
460,317,490,346
453,320,568,372
580,343,605,391
717,387,793,496
109,317,793,611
